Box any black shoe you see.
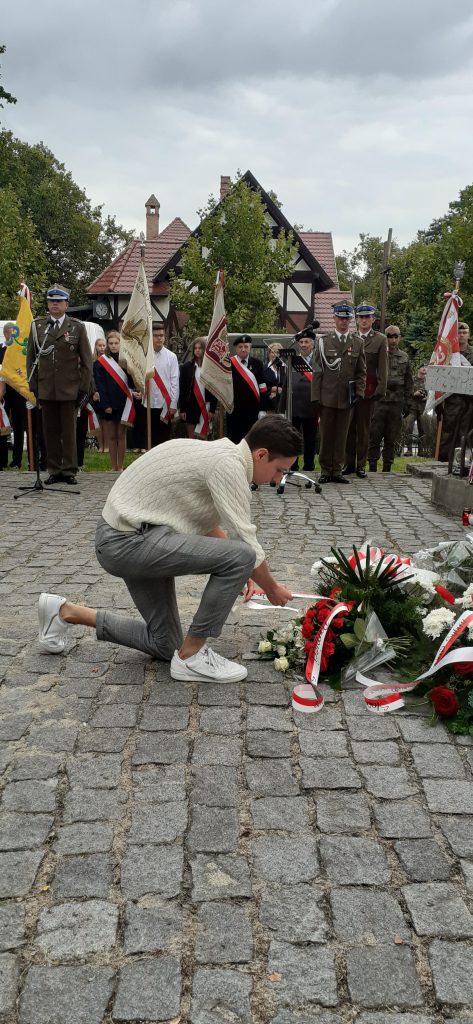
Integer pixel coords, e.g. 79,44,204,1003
382,465,391,473
332,474,350,484
44,474,61,485
318,475,332,484
356,468,367,479
342,465,356,475
9,463,21,469
62,475,78,485
368,463,377,472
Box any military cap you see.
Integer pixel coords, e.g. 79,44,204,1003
232,334,252,346
332,302,353,319
458,322,469,330
47,284,70,301
355,302,377,316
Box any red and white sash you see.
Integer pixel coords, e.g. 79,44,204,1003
152,369,173,422
0,402,11,436
97,355,135,425
231,357,261,401
193,375,210,437
86,402,100,431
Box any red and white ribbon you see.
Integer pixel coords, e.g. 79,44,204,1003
231,357,260,401
0,402,11,435
97,355,135,426
152,368,173,422
347,546,412,580
193,376,210,437
292,601,352,715
358,609,473,713
86,402,100,431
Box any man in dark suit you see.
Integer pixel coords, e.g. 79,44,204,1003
226,334,267,443
311,303,366,484
26,284,93,485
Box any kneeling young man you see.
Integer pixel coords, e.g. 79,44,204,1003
38,415,302,683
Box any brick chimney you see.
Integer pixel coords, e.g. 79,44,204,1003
145,194,160,240
220,176,231,201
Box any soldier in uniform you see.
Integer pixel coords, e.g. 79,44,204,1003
403,369,427,456
438,321,473,461
226,334,267,444
368,325,413,472
344,303,388,478
26,284,93,485
311,302,366,484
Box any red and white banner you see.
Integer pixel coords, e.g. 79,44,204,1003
97,355,135,425
358,609,473,713
425,291,462,412
201,270,234,413
119,259,154,394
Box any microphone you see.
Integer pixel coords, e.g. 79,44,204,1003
293,320,320,341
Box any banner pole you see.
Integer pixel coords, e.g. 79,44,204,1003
434,416,442,461
146,379,152,450
27,407,35,470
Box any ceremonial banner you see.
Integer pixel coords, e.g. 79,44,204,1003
119,259,154,394
425,291,462,412
201,270,234,413
1,283,36,403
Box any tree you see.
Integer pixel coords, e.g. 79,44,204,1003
0,46,16,112
0,186,46,316
0,131,133,304
169,177,298,336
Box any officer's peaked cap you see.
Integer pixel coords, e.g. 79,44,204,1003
332,302,353,318
355,302,377,316
232,334,252,346
47,284,70,301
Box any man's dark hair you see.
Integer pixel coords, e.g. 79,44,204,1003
245,414,302,458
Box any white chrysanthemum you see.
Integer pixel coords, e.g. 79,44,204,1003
422,607,455,640
274,656,290,672
310,555,337,577
459,583,473,609
276,645,287,657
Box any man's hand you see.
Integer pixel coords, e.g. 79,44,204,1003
265,583,293,606
241,579,258,603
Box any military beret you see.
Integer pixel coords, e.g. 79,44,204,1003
47,284,70,301
232,334,252,346
332,302,353,318
355,303,377,316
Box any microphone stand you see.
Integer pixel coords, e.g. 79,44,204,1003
14,322,80,499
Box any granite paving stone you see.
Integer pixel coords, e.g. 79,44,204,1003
261,884,329,943
267,940,337,1007
253,836,319,883
191,854,252,901
63,786,126,822
245,682,288,705
89,701,138,727
300,756,361,789
319,836,391,885
200,707,241,733
198,682,241,706
460,858,473,892
196,901,253,963
132,730,189,764
127,801,187,843
299,730,350,757
132,764,186,803
429,940,473,1004
247,730,292,758
191,967,252,1024
66,752,122,788
360,766,418,799
0,713,33,741
250,795,310,831
374,798,433,838
191,765,239,806
123,901,183,953
147,680,193,705
410,743,466,778
0,902,25,951
346,945,423,1006
52,853,112,898
0,953,20,1014
436,815,473,856
98,683,141,702
77,727,130,752
188,806,239,852
296,707,344,732
113,958,181,1021
0,849,44,897
244,758,300,796
331,887,410,941
422,780,473,814
351,741,401,764
27,721,78,751
346,716,399,741
270,1014,341,1024
121,844,183,898
19,966,115,1024
0,812,53,850
247,706,293,731
355,1016,434,1024
10,753,62,780
192,734,241,766
402,882,473,936
398,718,451,743
394,840,452,881
54,822,114,855
139,704,190,730
35,900,118,959
315,790,371,833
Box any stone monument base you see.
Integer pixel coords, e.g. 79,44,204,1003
431,471,472,516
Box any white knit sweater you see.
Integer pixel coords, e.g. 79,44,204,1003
102,437,265,566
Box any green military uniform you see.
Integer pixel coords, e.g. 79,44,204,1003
26,314,93,477
368,347,413,470
403,385,427,454
345,328,388,471
311,331,366,478
439,342,473,462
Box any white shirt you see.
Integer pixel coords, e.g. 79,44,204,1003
50,314,66,329
144,347,179,409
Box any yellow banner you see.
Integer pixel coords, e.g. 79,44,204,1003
1,296,36,403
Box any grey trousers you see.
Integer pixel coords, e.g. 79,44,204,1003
94,518,256,661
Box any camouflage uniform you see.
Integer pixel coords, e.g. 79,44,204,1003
368,347,413,470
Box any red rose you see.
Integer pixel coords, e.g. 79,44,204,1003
454,662,473,677
332,617,345,630
435,584,455,605
306,609,317,620
302,621,314,639
304,640,315,654
316,607,329,624
324,642,335,657
329,587,342,599
430,686,460,718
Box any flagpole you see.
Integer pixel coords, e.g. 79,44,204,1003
434,260,465,461
26,408,35,470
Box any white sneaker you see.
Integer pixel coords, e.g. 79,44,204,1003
38,593,70,653
170,645,247,683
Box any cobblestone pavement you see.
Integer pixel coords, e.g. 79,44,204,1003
1,470,473,1024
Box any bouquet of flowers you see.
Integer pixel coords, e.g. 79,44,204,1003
257,541,473,734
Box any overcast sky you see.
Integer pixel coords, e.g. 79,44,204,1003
3,0,473,258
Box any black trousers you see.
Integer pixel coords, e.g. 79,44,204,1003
41,399,77,475
150,409,172,448
292,415,317,470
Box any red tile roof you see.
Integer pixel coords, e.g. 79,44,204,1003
314,289,354,332
87,217,191,296
299,232,338,284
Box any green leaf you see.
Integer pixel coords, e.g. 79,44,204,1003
340,633,357,648
353,618,366,642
